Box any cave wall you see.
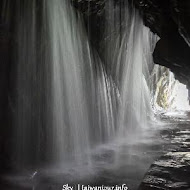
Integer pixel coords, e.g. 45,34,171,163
133,0,190,87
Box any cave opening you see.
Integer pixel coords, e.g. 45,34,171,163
152,65,190,114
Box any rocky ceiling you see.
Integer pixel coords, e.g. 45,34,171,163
72,0,190,88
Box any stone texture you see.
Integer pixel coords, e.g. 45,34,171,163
139,113,190,190
71,0,106,16
131,0,190,86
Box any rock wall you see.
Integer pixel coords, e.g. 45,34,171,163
134,0,190,87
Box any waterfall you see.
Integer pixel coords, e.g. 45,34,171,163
117,12,153,135
46,0,92,165
10,0,157,173
12,0,117,169
104,1,157,136
13,0,93,168
46,0,118,165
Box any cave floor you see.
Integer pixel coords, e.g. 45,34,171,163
1,111,190,190
139,111,190,190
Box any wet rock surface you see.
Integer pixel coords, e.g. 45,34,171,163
139,112,190,190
